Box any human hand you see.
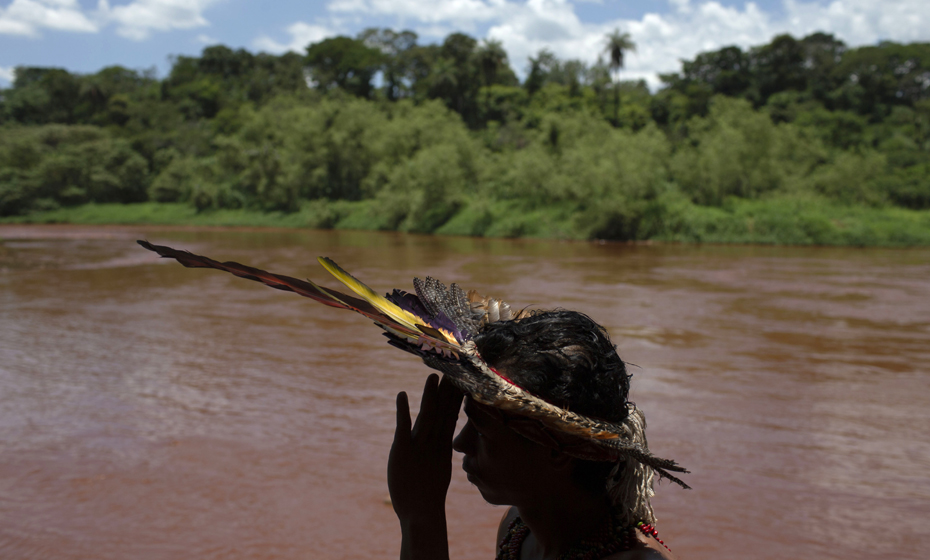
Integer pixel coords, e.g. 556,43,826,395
388,373,464,523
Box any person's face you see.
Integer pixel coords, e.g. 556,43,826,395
452,397,555,506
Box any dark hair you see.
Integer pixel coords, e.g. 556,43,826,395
473,309,631,496
474,309,630,423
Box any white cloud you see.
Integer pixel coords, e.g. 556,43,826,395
0,0,221,39
0,16,34,35
486,0,776,88
617,0,930,87
414,24,458,39
0,0,98,36
196,33,215,43
253,22,336,54
329,0,500,27
781,0,929,44
486,0,601,74
99,0,220,41
0,65,15,84
614,0,778,88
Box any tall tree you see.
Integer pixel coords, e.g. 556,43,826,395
475,39,508,88
525,49,558,95
475,39,509,121
603,29,636,126
799,33,846,103
680,46,751,97
403,43,442,100
358,28,419,100
305,36,384,98
525,49,587,96
427,33,481,126
749,34,806,104
4,67,82,124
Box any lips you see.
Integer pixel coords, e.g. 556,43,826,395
461,459,478,479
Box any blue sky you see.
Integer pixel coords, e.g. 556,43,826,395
2,0,929,88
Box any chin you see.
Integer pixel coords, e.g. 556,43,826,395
473,485,508,506
463,470,509,506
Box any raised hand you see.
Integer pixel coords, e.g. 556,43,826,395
388,373,464,521
388,373,463,560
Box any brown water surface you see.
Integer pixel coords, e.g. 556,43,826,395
1,224,928,559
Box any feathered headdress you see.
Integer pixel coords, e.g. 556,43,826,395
138,241,689,505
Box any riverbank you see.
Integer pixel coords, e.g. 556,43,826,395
3,199,930,247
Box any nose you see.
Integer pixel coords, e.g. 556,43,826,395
453,420,477,455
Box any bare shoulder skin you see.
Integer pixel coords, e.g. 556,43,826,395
604,530,677,560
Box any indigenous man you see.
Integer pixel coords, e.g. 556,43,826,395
388,310,682,560
132,243,683,558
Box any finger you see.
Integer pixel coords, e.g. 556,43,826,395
437,376,464,441
394,391,411,443
412,373,440,436
437,373,463,401
437,374,463,415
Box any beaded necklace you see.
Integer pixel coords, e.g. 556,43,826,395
495,515,671,560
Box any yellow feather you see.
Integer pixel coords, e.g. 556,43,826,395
318,256,435,337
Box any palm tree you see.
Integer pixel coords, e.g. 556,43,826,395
603,29,636,126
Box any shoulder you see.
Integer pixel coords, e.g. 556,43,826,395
603,551,674,560
495,506,521,545
602,528,677,560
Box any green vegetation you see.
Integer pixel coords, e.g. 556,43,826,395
2,31,929,246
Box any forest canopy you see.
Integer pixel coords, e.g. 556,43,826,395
1,30,929,245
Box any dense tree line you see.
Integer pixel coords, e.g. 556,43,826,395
1,30,928,242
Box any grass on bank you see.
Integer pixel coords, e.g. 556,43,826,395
2,198,930,247
652,196,930,246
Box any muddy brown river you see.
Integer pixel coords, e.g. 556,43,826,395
1,224,928,560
